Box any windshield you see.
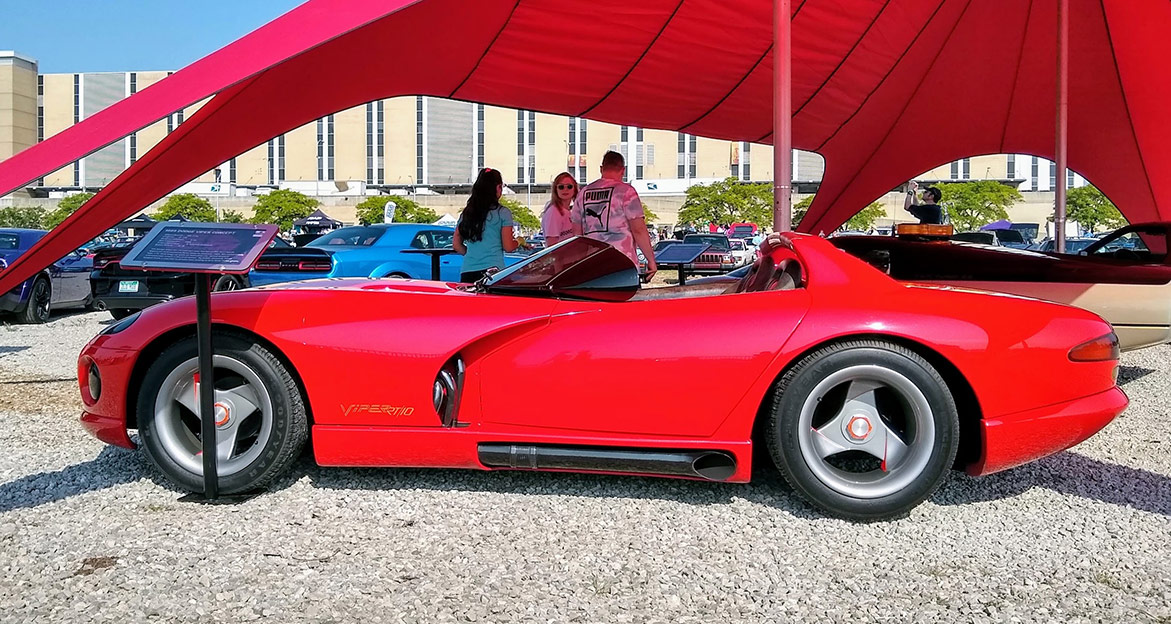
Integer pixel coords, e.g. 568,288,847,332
308,226,385,247
684,234,731,251
484,236,639,301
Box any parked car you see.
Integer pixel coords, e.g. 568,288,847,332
681,233,738,274
79,235,1125,521
250,223,523,286
90,236,291,319
0,228,93,323
831,221,1171,351
727,222,759,240
1030,237,1097,253
729,238,751,267
951,229,1029,248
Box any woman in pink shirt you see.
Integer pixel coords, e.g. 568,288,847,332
541,172,578,245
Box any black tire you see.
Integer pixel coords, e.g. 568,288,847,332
383,272,409,279
212,275,243,291
18,276,51,324
109,308,135,320
765,340,959,521
137,334,308,494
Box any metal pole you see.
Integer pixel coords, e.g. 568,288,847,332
773,0,793,232
195,273,218,499
1054,0,1069,252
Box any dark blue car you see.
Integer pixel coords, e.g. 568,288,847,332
0,228,94,323
249,223,522,286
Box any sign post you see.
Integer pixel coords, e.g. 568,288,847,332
120,222,278,502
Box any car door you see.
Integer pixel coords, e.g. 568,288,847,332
52,250,92,305
477,290,810,437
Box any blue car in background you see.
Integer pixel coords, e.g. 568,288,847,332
0,228,94,323
249,223,522,286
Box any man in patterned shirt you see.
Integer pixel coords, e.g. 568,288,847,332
571,150,657,279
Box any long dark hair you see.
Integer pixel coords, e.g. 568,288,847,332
458,168,503,242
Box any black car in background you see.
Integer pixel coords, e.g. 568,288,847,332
89,237,291,319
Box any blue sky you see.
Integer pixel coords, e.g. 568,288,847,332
0,1,305,73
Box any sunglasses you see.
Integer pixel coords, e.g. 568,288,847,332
556,184,576,190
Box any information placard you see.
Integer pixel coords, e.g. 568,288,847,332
119,222,279,274
654,243,711,265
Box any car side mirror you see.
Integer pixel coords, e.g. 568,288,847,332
1077,251,1088,256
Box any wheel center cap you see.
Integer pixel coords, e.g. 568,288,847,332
846,415,872,441
214,402,231,427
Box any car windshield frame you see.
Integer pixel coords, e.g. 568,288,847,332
307,226,386,248
481,236,639,301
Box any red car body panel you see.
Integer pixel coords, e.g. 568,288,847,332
77,234,1126,481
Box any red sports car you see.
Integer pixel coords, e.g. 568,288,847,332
77,235,1126,521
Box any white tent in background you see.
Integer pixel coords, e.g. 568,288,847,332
433,213,458,226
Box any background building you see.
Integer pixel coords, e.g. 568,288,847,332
1,51,1087,230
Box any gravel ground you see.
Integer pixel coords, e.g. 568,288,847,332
0,311,1168,623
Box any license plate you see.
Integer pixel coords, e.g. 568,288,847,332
118,280,139,293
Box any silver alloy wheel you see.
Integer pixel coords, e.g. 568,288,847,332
151,355,274,477
797,364,935,499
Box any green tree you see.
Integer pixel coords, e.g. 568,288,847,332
937,181,1022,231
678,178,772,227
355,196,438,225
643,203,659,224
1065,185,1125,233
152,193,216,222
499,197,540,231
791,195,815,228
221,210,246,224
249,190,318,231
0,206,46,229
44,192,95,229
845,201,888,231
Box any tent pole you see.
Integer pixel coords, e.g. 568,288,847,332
1054,0,1069,252
773,0,792,232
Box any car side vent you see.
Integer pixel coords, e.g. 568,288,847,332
432,356,467,427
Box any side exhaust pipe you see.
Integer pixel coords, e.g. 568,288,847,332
478,444,737,482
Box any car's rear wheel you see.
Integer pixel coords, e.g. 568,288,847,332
18,276,51,324
213,275,243,291
137,334,308,494
766,340,959,521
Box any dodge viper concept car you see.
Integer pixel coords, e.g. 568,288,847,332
77,235,1126,521
831,222,1171,351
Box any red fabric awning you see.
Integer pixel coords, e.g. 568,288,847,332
2,0,1169,293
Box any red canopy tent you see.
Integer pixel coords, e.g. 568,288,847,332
1,0,1169,293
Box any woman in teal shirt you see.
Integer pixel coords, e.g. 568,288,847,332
454,168,519,282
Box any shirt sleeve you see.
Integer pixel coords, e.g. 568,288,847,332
569,195,582,226
622,184,644,221
540,202,554,236
499,206,514,228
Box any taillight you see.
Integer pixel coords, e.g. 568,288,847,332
1068,333,1120,362
255,259,281,271
298,259,331,271
93,257,110,269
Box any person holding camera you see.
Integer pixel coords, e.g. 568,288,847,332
904,181,944,224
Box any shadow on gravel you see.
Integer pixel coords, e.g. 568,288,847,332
298,456,825,518
932,450,1170,517
1116,365,1156,386
0,446,148,514
0,346,30,357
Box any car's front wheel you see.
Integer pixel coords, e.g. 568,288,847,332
766,340,959,521
137,334,308,494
